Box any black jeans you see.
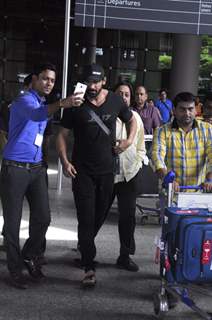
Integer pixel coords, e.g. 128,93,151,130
114,169,142,257
0,164,51,273
72,171,114,271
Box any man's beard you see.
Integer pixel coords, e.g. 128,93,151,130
178,116,194,127
86,88,101,98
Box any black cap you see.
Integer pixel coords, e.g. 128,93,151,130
82,64,105,83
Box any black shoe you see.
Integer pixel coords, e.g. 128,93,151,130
35,255,48,266
116,256,139,272
81,270,96,288
24,259,45,281
9,272,28,289
167,291,178,309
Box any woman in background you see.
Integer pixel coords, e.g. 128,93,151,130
113,81,146,271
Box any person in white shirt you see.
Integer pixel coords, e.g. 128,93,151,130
114,81,146,271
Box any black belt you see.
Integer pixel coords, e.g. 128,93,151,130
2,159,44,170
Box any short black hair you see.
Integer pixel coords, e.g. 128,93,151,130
159,88,168,95
135,85,148,95
33,63,57,76
173,92,195,108
113,81,134,99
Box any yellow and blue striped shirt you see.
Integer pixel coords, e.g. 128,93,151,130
152,119,212,186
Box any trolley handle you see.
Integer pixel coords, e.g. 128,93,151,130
179,185,202,190
162,171,203,190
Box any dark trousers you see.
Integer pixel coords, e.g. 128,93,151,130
0,164,51,273
115,169,142,257
72,171,114,271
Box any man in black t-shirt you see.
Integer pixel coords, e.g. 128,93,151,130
56,64,136,287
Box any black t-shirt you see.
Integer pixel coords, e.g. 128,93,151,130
61,91,132,175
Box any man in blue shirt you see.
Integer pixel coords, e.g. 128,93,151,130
0,63,83,289
155,88,173,124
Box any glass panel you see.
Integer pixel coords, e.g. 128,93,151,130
148,90,158,100
5,16,30,40
96,47,111,67
0,39,4,57
144,71,161,92
4,0,28,12
120,31,140,49
146,51,160,69
3,0,65,18
4,82,21,102
5,61,26,81
158,53,172,70
135,71,144,85
0,17,4,37
0,0,3,10
134,31,146,49
98,29,118,47
147,32,160,50
5,40,26,60
159,33,173,53
0,61,3,79
118,69,137,84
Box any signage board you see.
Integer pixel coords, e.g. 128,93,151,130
75,0,212,35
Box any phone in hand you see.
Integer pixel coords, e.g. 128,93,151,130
74,82,87,99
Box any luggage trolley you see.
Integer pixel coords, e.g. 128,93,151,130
136,135,160,225
153,171,212,319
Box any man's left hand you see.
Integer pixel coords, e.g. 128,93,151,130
202,181,212,193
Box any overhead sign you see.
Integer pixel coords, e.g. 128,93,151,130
74,0,212,35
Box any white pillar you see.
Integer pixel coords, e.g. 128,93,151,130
56,0,71,193
170,34,201,98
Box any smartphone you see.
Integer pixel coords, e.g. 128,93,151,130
74,82,87,98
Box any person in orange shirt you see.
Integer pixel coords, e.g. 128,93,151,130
195,96,203,118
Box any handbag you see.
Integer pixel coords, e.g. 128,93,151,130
0,130,7,152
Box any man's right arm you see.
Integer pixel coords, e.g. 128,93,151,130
152,127,180,191
202,127,212,192
151,126,168,181
17,93,84,122
47,94,84,116
56,127,77,178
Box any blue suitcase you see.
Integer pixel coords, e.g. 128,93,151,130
165,207,212,283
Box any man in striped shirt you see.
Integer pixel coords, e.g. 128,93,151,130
152,91,212,192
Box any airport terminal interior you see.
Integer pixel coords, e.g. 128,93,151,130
1,0,212,107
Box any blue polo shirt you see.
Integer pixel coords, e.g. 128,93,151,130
3,89,48,163
155,98,173,124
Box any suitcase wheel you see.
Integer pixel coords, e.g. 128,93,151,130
153,292,169,318
167,291,178,310
140,215,148,225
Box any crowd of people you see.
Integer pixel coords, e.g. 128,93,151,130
0,62,212,290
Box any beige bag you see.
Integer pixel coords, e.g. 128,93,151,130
0,130,7,152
